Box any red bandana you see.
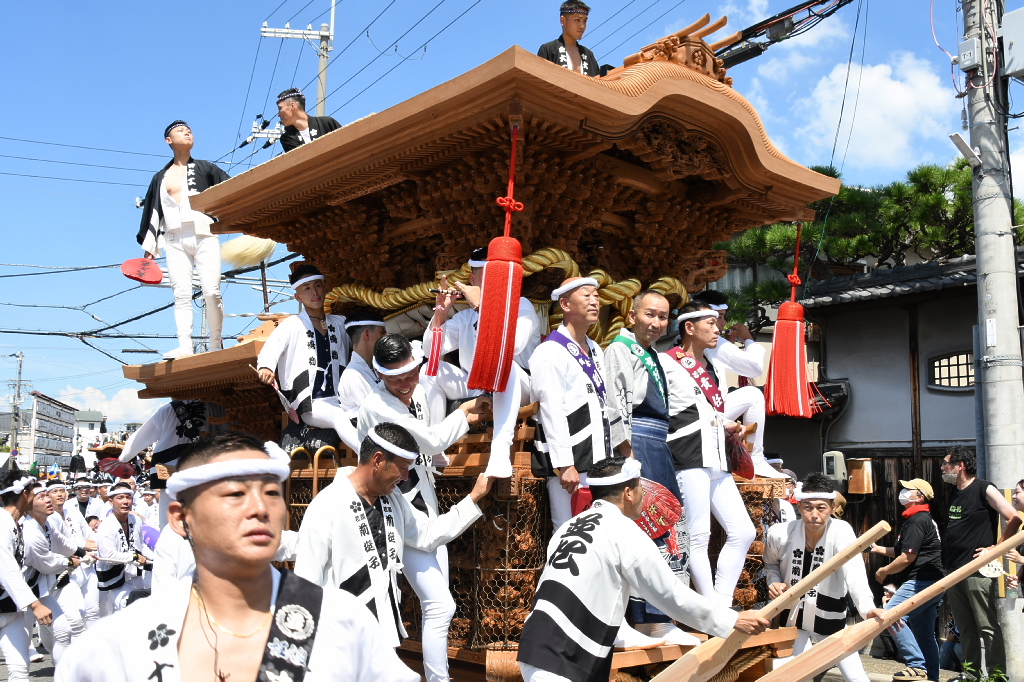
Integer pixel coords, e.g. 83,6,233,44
901,503,931,518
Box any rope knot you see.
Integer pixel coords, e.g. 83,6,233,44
496,196,524,213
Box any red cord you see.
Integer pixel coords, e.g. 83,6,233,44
788,221,803,302
496,123,524,238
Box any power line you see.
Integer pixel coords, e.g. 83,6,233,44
589,0,664,51
599,0,691,60
0,263,121,279
329,0,484,116
584,0,642,40
322,0,450,107
0,171,146,188
264,0,292,22
230,37,266,165
0,183,137,206
0,136,165,158
0,153,153,173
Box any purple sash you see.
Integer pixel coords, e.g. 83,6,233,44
546,328,607,405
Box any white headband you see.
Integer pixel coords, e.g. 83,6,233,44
468,258,488,268
108,485,133,499
766,458,784,465
0,477,37,496
291,274,324,290
366,429,419,461
166,442,291,501
46,482,67,491
588,458,643,487
709,304,728,311
372,349,424,376
677,309,719,323
345,320,386,330
792,484,837,501
551,277,599,301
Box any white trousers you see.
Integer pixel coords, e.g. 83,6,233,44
37,590,78,666
774,629,870,682
676,467,755,605
404,545,455,682
302,396,361,452
547,477,574,530
99,577,141,617
519,662,572,682
0,611,31,682
72,566,99,625
723,386,765,459
165,224,223,350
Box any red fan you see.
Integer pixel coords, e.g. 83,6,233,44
98,457,135,480
634,478,683,555
121,258,163,285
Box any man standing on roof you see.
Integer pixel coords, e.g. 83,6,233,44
277,88,343,152
537,1,600,77
137,121,230,359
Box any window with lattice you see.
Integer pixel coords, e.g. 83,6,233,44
928,352,974,390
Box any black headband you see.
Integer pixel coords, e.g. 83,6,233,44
164,120,189,138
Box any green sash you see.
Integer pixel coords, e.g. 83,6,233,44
611,333,667,405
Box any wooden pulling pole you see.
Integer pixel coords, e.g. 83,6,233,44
652,520,892,682
757,528,1024,682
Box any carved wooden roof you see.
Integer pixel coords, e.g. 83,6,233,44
191,45,839,290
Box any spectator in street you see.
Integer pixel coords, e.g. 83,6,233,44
940,446,1022,678
869,478,943,682
1006,478,1024,589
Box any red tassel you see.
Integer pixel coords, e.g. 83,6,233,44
764,222,820,418
424,327,443,377
468,237,523,392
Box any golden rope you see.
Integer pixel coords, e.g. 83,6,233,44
323,248,692,345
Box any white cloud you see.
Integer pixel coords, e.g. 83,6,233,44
719,0,770,26
791,51,959,171
59,385,165,427
756,19,850,83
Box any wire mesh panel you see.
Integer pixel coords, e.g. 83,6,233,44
401,475,550,650
288,477,314,530
708,481,778,609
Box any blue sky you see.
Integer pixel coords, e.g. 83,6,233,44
0,0,1005,426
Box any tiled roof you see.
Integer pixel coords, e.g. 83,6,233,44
799,251,1024,308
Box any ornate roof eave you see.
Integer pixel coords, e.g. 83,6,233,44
192,45,838,232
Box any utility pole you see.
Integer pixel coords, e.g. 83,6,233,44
6,352,25,465
958,0,1024,678
261,0,335,115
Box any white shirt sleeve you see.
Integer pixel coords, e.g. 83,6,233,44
529,349,575,469
398,492,482,554
121,403,174,462
293,497,333,588
256,316,295,373
710,339,765,379
23,518,70,575
619,524,738,638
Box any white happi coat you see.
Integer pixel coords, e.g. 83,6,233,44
338,353,379,418
357,380,468,515
256,310,350,414
422,298,541,371
529,325,626,474
22,515,78,598
293,470,482,647
704,338,766,379
764,518,876,637
0,509,38,614
54,568,420,682
661,351,728,471
518,500,737,682
95,513,154,591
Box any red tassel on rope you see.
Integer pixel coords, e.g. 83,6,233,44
468,120,524,393
764,222,820,418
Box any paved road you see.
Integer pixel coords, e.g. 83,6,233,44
0,653,54,681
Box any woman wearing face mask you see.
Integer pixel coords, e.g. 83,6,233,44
868,479,944,682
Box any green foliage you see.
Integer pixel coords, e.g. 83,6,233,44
724,280,791,330
716,160,1024,325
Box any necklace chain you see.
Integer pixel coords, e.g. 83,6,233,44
192,585,273,639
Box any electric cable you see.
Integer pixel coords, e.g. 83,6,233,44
588,0,663,51
0,183,137,206
286,0,318,23
0,136,165,158
0,154,153,173
230,37,265,166
328,0,482,116
0,172,146,188
599,0,690,61
0,263,121,279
